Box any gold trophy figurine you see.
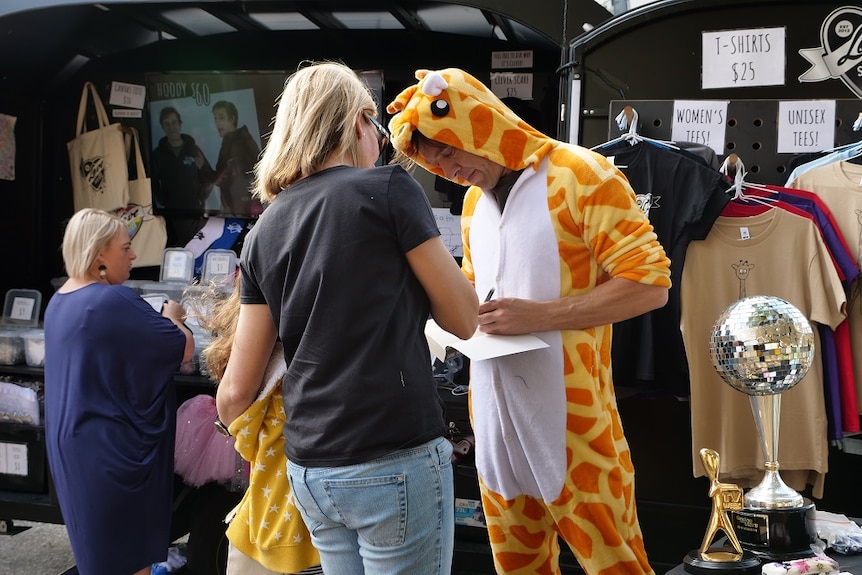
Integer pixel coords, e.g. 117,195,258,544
700,448,744,560
683,448,760,574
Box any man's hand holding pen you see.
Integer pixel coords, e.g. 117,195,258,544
478,288,550,336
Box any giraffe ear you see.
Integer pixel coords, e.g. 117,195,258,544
419,71,448,97
386,85,417,114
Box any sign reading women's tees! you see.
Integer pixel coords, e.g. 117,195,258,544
777,100,836,153
671,100,729,155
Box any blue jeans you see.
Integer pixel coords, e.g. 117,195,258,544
287,436,454,575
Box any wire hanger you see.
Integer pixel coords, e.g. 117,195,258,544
719,154,776,207
784,113,862,186
591,106,679,152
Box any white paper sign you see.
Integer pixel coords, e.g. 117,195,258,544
109,81,146,109
163,251,191,281
9,296,35,321
433,208,462,258
0,442,28,476
777,100,836,153
671,100,729,154
112,109,142,118
490,73,533,100
702,27,785,89
206,253,232,276
491,50,533,70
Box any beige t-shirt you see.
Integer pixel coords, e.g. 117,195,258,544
681,207,846,498
791,161,862,413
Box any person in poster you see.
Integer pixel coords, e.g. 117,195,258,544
212,100,263,217
151,106,216,213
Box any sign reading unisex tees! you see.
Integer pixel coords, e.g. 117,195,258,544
671,100,729,154
777,100,836,153
701,27,785,89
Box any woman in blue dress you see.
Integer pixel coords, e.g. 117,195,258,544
44,208,194,575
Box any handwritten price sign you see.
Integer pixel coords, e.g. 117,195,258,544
777,100,835,153
152,80,212,107
702,27,786,89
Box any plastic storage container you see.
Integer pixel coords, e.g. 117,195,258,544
160,248,195,283
141,282,190,304
2,289,41,327
21,329,45,368
201,249,237,288
0,327,24,366
123,279,150,295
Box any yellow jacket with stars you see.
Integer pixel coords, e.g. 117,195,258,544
226,343,320,573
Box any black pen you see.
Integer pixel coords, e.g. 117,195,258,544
484,288,495,302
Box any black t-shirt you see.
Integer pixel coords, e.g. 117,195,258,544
596,141,731,396
240,164,446,466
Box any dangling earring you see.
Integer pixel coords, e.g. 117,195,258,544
98,265,107,280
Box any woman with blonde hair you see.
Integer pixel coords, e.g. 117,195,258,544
215,61,479,575
44,208,193,575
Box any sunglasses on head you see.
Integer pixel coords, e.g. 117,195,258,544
365,113,390,154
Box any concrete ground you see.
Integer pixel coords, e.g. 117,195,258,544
0,520,75,575
0,520,499,575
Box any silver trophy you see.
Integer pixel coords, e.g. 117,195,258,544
708,295,817,559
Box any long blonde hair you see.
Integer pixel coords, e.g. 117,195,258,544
253,61,378,203
196,280,240,383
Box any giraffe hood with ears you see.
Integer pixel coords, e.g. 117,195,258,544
386,68,554,186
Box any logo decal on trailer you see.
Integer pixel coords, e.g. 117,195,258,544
798,6,862,97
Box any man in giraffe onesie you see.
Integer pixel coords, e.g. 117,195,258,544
387,68,671,575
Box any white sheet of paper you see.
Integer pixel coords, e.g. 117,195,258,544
425,319,549,362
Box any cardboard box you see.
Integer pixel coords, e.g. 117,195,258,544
455,497,486,528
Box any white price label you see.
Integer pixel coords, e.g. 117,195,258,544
702,27,785,89
490,73,533,100
9,297,35,321
164,252,189,280
206,254,231,276
0,442,28,476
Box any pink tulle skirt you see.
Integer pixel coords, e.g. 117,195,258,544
175,394,245,487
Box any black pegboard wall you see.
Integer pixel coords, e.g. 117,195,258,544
609,100,862,185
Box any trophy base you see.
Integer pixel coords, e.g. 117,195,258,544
683,549,761,575
732,502,817,561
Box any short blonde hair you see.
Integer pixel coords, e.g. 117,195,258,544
253,61,377,203
61,208,126,278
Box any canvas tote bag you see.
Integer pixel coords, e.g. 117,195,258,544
115,127,167,268
67,81,129,212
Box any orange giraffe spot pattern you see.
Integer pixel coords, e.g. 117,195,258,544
512,524,549,549
469,104,494,148
571,462,603,494
567,386,595,406
388,68,669,575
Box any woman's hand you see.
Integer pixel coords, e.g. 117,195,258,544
161,299,186,323
162,299,195,362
